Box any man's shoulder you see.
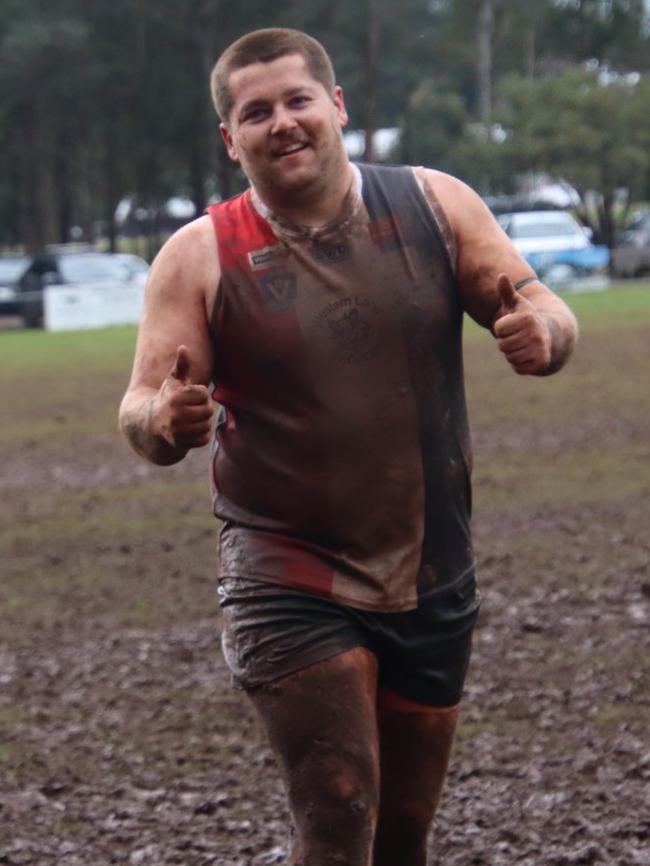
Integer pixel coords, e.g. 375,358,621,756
159,214,217,260
149,215,220,298
412,167,473,198
412,168,491,229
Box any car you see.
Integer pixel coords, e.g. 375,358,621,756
14,250,149,327
0,255,31,316
497,210,610,291
620,209,650,247
611,210,650,278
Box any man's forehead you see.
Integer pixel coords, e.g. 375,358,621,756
228,53,320,101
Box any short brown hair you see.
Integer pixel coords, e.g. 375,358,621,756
211,28,336,124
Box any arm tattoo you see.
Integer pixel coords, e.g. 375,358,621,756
514,276,538,290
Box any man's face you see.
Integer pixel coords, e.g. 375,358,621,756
220,53,349,201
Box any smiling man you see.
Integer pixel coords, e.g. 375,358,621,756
119,28,577,866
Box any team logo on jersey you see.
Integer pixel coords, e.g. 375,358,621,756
248,245,284,270
311,241,351,264
313,295,380,363
259,272,297,312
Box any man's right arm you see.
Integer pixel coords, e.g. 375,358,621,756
118,215,220,466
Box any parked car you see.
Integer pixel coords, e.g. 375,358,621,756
14,250,149,327
497,210,610,291
0,255,30,316
620,209,650,247
611,210,650,278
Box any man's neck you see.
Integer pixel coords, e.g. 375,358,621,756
253,161,356,229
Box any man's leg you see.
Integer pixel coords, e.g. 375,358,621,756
372,688,459,866
247,646,381,866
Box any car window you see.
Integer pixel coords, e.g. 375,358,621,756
0,257,29,283
58,254,131,283
510,217,583,240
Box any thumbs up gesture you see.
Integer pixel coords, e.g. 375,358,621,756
492,274,552,375
153,345,214,451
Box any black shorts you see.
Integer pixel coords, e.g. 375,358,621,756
217,570,480,708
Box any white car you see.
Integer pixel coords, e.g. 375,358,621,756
497,210,591,254
496,210,610,290
16,251,149,327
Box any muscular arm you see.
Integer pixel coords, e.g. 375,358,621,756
422,170,578,376
119,215,220,465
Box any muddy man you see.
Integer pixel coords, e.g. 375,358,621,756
119,28,577,866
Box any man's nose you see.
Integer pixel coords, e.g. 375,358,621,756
270,104,297,134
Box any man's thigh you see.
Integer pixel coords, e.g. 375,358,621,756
247,646,381,865
247,645,380,792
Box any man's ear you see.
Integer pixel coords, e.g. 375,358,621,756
332,86,349,128
220,123,239,162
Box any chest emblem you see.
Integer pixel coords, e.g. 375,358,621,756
311,241,351,264
313,296,381,363
259,272,297,312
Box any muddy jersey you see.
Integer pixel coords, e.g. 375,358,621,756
207,163,474,612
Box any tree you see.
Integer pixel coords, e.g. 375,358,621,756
3,0,650,251
0,5,92,248
497,66,649,246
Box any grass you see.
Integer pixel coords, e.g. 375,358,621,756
0,324,138,377
0,283,649,636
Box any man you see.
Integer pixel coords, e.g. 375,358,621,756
119,28,577,866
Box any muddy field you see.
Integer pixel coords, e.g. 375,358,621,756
1,288,649,865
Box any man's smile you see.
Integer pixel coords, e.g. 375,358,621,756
273,142,310,159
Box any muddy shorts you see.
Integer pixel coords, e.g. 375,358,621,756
217,570,480,708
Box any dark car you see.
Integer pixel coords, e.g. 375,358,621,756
15,250,149,327
612,210,650,278
0,255,31,316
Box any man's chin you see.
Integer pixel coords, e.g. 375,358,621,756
270,165,320,193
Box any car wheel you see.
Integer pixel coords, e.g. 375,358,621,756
20,302,44,329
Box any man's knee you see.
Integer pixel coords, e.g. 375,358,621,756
323,767,377,818
290,757,379,853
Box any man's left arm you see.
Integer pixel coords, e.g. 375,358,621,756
422,169,578,376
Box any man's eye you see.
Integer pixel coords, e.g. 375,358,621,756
243,108,267,122
290,95,310,107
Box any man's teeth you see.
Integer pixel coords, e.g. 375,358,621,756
278,144,306,156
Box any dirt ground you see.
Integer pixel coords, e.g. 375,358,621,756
1,315,649,866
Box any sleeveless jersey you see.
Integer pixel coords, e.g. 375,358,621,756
207,163,474,612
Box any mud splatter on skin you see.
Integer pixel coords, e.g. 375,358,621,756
247,648,379,866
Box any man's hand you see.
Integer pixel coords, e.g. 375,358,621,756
492,274,553,375
151,345,214,451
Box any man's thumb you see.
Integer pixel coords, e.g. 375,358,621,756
497,273,518,312
170,345,192,384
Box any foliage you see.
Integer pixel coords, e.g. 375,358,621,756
495,67,650,245
2,0,650,250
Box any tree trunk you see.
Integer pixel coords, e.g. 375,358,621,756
34,96,59,249
189,90,207,216
363,0,380,163
104,119,119,253
55,145,73,245
477,0,494,135
24,96,59,251
525,23,536,79
600,190,616,250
